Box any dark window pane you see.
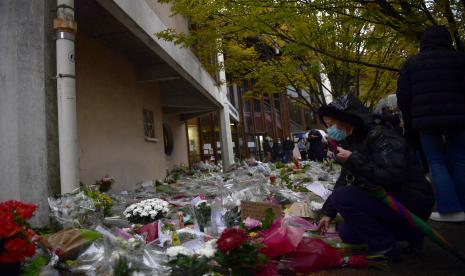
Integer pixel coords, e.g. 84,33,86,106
143,109,155,138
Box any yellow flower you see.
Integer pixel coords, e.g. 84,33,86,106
248,232,258,238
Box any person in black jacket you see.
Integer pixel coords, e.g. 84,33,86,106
397,25,465,222
307,129,326,161
262,134,273,162
317,94,434,257
283,136,295,163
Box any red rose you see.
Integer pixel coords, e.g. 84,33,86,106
4,238,28,252
15,204,37,220
0,219,21,238
0,200,37,221
0,238,36,263
217,228,249,253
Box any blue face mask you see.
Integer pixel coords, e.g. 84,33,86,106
327,125,347,141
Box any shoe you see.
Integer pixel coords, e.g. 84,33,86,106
429,211,465,222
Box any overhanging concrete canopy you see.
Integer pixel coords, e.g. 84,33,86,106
75,0,221,117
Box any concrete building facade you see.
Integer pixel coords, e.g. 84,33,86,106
0,0,237,225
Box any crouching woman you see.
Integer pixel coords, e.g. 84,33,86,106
317,94,434,257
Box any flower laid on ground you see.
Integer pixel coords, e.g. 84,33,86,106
0,200,37,264
193,200,211,232
216,228,249,253
244,217,262,230
48,191,96,226
95,174,115,192
215,227,268,275
123,198,170,224
82,186,113,217
166,245,211,276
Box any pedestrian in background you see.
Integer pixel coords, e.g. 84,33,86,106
283,136,295,163
272,138,284,163
297,137,307,161
262,133,273,162
307,129,326,161
397,25,465,222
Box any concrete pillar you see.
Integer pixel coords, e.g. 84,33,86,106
219,101,235,170
217,52,235,170
0,0,59,227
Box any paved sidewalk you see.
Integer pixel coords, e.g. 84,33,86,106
319,221,465,275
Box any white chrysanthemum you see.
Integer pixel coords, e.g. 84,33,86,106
166,246,194,258
123,198,170,220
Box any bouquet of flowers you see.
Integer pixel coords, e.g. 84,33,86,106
166,240,216,276
193,200,211,232
0,200,37,264
48,191,96,227
95,175,115,192
123,198,170,224
82,186,113,217
214,228,268,275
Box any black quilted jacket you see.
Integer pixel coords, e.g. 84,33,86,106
396,26,465,130
318,95,434,220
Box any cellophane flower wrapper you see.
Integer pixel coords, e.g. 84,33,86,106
176,227,211,243
281,237,368,273
138,222,159,243
71,225,169,275
209,197,226,237
48,191,97,227
260,216,305,259
190,197,212,233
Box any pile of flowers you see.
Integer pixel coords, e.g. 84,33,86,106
123,198,170,224
0,200,37,264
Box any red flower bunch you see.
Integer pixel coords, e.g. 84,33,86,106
0,200,37,263
96,174,115,192
217,228,249,253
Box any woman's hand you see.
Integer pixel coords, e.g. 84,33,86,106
317,215,332,235
336,146,352,163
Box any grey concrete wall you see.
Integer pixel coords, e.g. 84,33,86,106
0,0,58,226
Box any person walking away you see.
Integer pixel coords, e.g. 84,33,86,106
283,136,295,163
317,94,434,259
307,129,326,161
262,134,273,162
297,137,307,161
396,25,465,222
272,138,284,163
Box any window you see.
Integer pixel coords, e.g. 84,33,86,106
143,109,156,141
163,123,174,155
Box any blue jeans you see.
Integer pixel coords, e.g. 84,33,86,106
420,130,465,213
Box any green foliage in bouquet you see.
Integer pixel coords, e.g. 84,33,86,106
21,256,49,276
224,207,241,228
154,180,178,196
113,255,136,276
82,187,113,217
194,201,211,232
261,208,276,230
169,255,211,276
215,228,267,276
274,161,285,169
